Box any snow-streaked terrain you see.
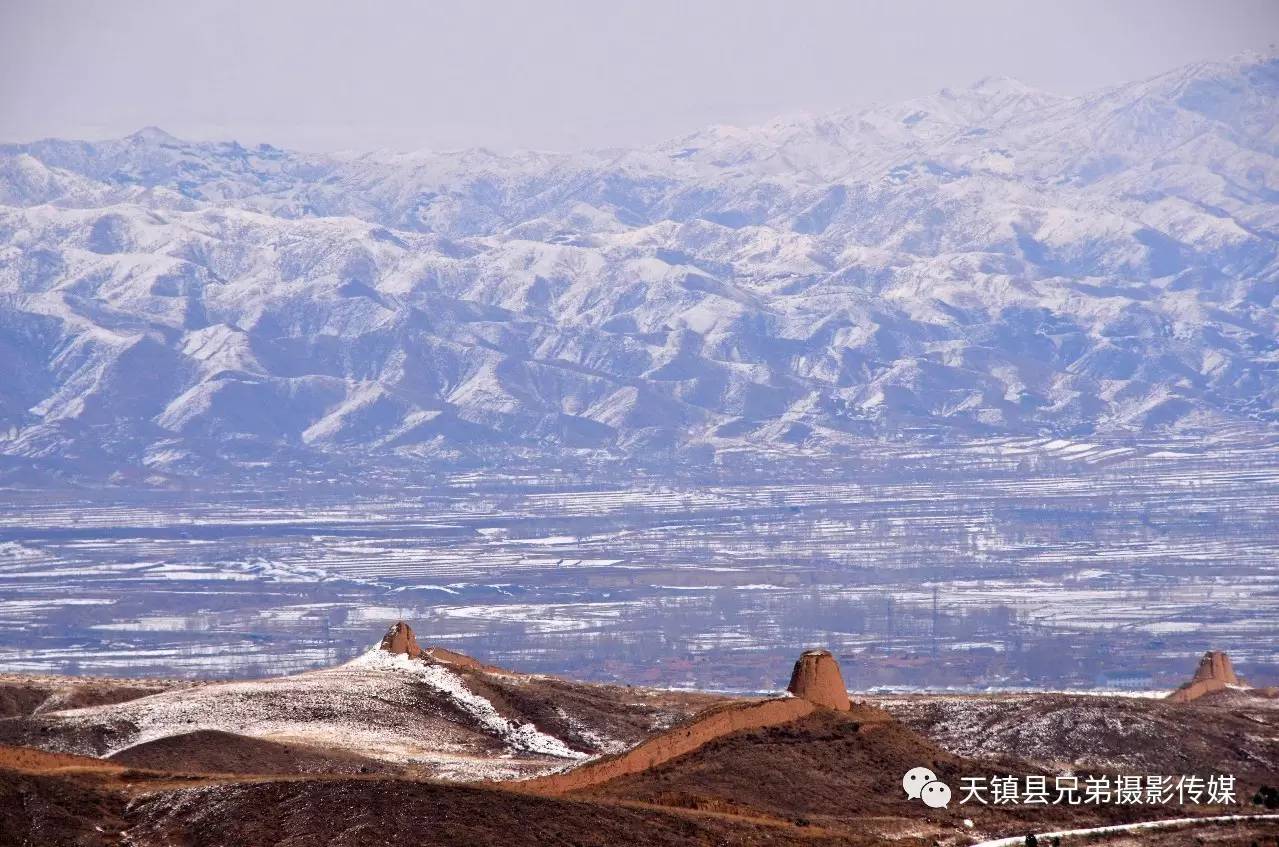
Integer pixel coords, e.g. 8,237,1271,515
32,645,622,781
881,690,1279,774
971,814,1279,847
1,51,1278,480
1,437,1276,689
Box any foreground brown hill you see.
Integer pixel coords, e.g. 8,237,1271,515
0,673,186,719
577,705,1279,843
0,623,721,781
2,635,1278,846
3,710,1272,847
106,730,403,776
882,691,1279,786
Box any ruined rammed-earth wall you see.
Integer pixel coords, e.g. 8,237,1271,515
509,697,817,795
1168,679,1224,703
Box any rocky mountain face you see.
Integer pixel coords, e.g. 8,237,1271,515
1,52,1277,481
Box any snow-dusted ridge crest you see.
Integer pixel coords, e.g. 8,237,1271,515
344,648,585,760
38,643,629,781
1,49,1277,479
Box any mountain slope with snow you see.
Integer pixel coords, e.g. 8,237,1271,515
4,644,716,781
1,52,1277,480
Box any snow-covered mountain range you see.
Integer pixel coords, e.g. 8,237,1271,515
1,51,1277,480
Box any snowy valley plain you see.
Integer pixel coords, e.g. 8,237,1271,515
2,433,1277,691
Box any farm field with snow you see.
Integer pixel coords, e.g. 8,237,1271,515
2,435,1276,691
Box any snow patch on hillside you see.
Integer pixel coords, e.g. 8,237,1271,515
347,649,584,759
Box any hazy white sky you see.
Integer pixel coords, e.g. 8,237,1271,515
2,0,1277,152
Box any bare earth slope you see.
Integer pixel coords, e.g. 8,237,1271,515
105,730,402,776
0,746,132,847
123,778,851,847
0,744,846,847
3,646,1279,846
0,643,720,781
6,703,1271,847
581,709,1265,845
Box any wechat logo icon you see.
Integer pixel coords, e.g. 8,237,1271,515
903,766,952,809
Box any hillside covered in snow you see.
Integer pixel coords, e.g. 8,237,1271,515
1,51,1277,481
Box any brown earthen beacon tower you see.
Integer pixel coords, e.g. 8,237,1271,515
378,620,493,670
1166,650,1240,703
787,649,851,710
380,620,423,658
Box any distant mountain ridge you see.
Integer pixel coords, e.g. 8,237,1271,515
1,51,1277,481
